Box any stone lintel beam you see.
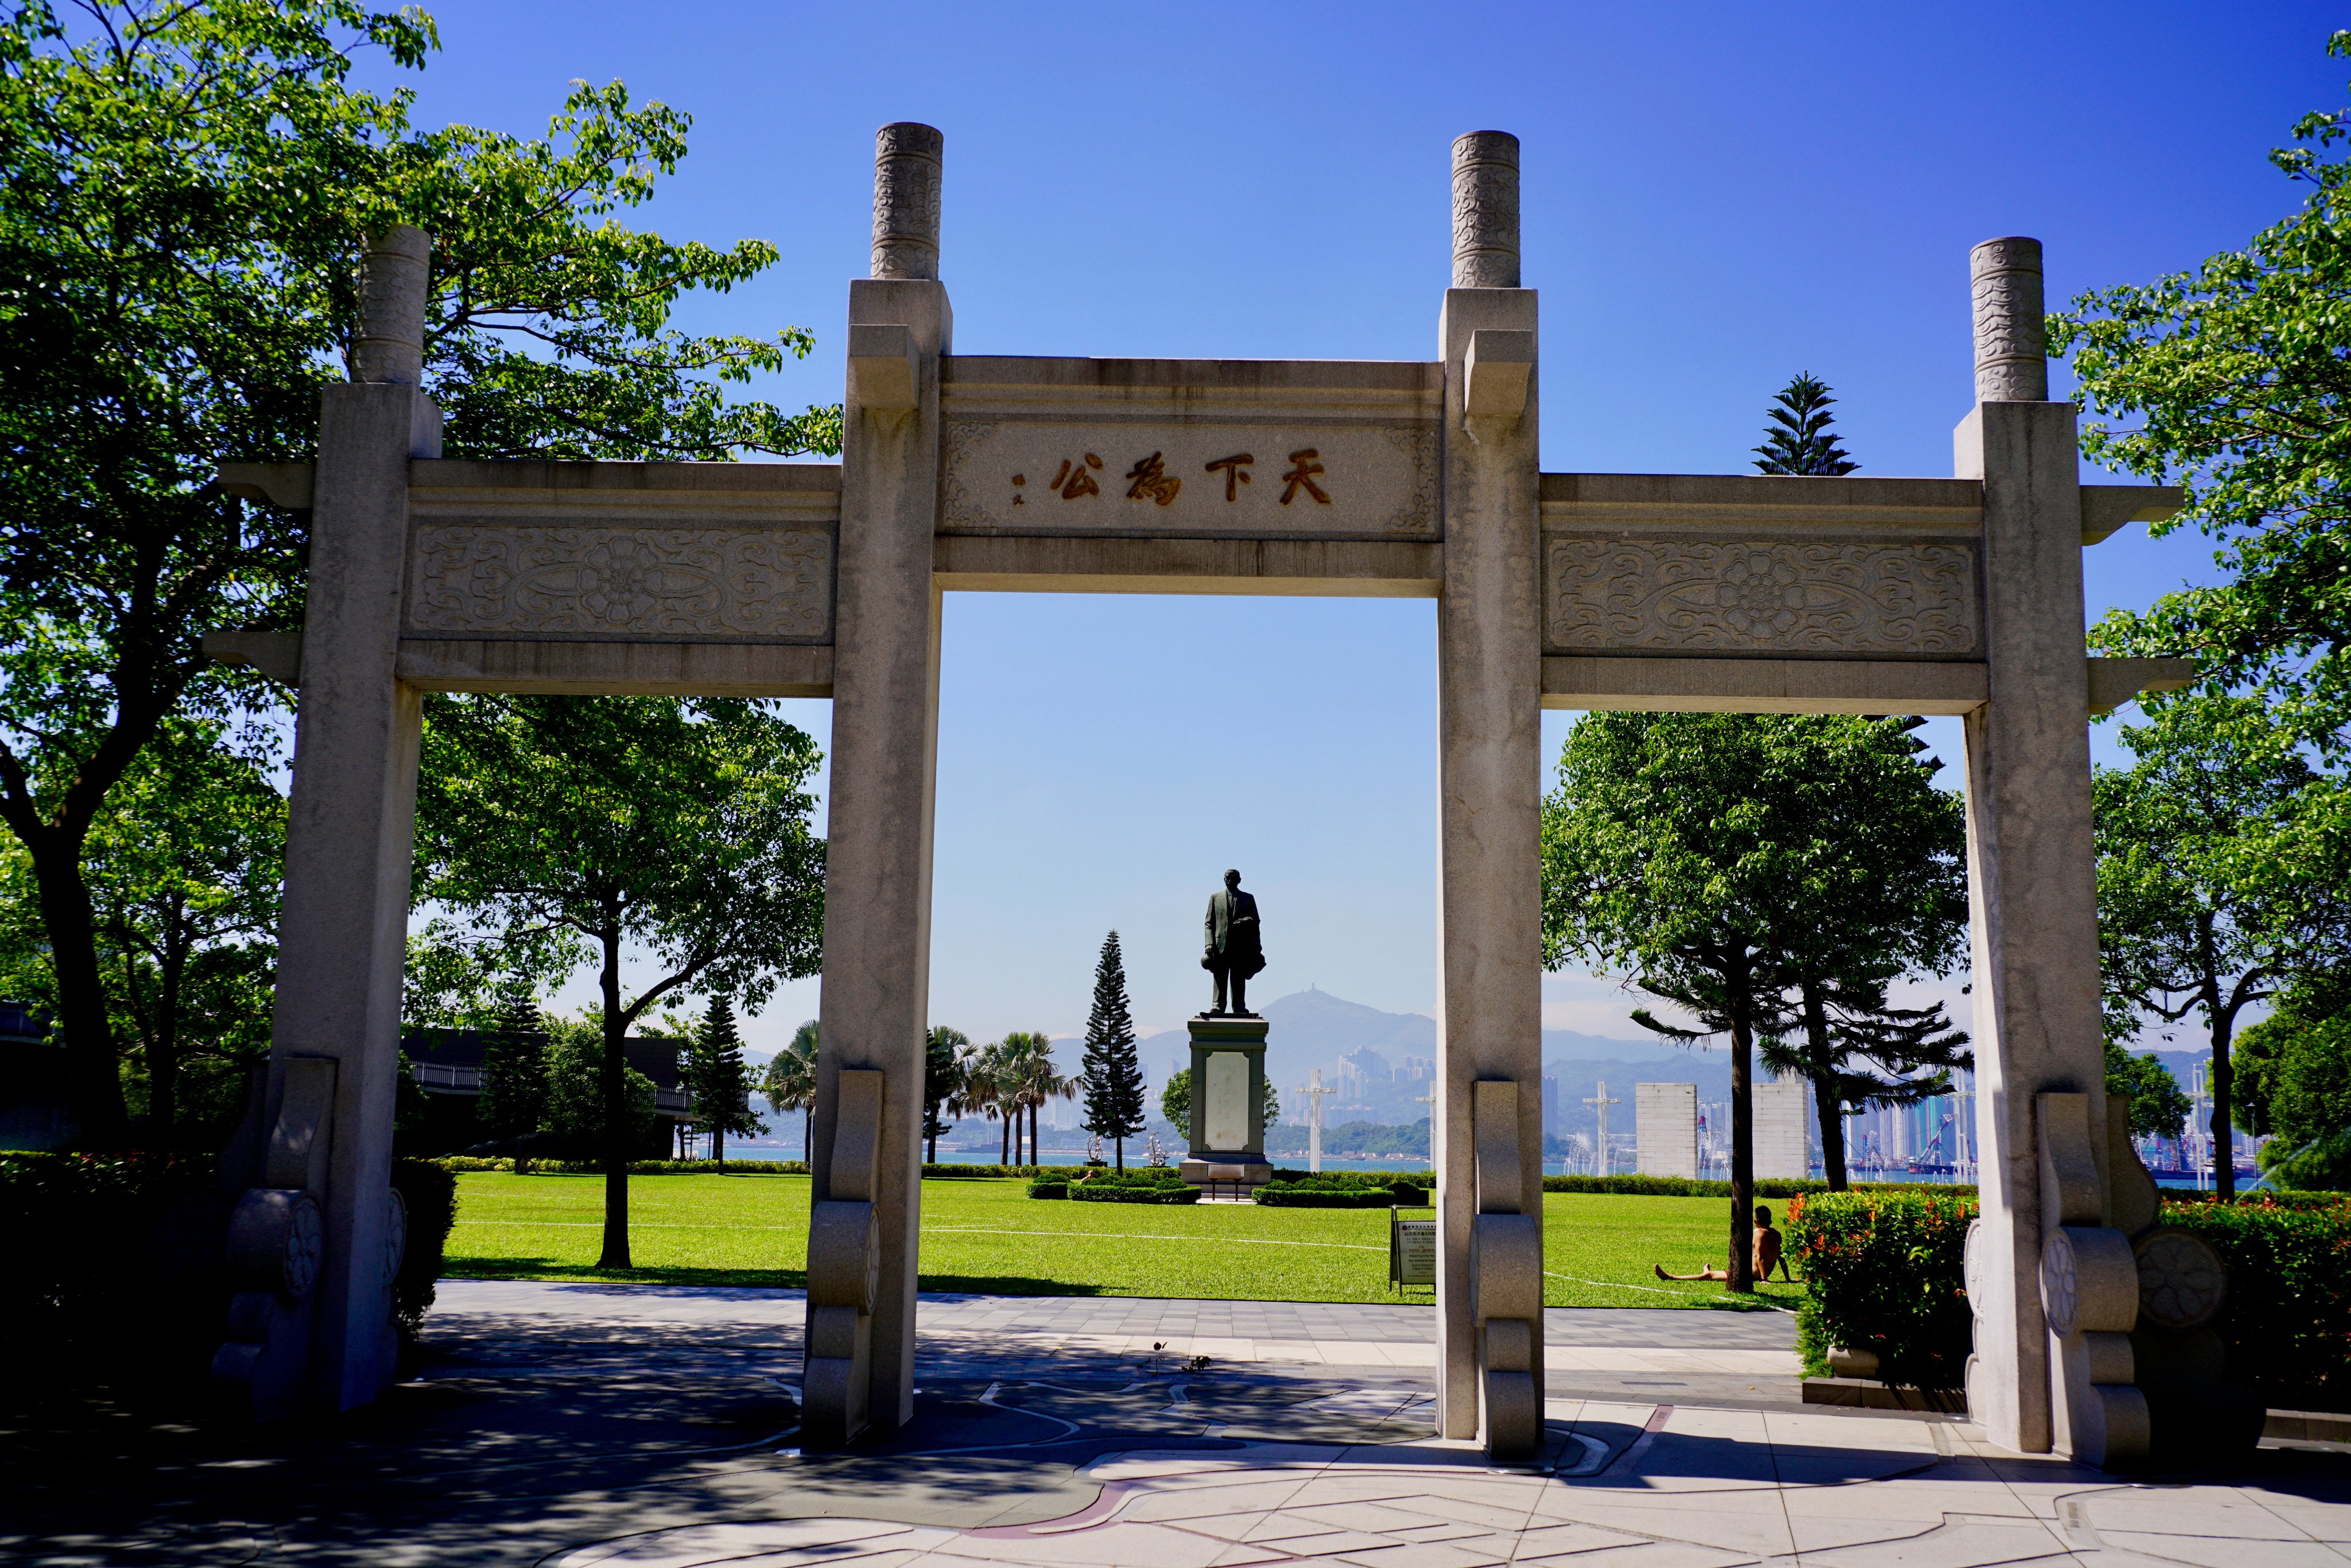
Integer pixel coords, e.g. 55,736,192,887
408,457,843,500
2086,655,2194,715
933,534,1441,596
2079,484,2184,546
1542,656,1988,715
1541,471,1981,531
394,639,833,697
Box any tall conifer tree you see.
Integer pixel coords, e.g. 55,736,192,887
1079,931,1147,1168
478,980,551,1173
1752,373,1859,476
685,996,761,1168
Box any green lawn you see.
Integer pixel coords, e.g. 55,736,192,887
442,1173,1802,1311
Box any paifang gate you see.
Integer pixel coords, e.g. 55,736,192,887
215,123,2189,1466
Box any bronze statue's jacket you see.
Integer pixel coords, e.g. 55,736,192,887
1204,888,1266,976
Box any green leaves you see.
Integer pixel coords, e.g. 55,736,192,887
2052,33,2351,752
412,694,825,1027
2,2,844,1136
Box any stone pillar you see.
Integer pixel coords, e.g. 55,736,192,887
804,123,951,1442
259,226,441,1414
1953,235,2109,1456
1436,130,1545,1456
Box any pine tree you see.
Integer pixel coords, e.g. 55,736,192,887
1752,372,1859,476
685,996,761,1168
478,980,551,1172
1078,930,1147,1168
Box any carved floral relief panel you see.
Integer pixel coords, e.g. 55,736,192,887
1545,538,1980,656
406,525,833,641
941,419,1437,537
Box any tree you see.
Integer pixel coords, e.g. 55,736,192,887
0,716,284,1146
999,1031,1071,1169
0,2,840,1143
1161,1068,1192,1135
413,694,824,1267
924,1025,967,1165
1543,713,1965,1286
762,1020,819,1159
477,980,550,1170
1751,716,1971,1190
544,1015,655,1154
2104,1040,2192,1142
1078,932,1147,1169
685,996,760,1169
2094,694,2349,1197
1751,373,1859,477
2051,33,2351,758
1762,984,1971,1189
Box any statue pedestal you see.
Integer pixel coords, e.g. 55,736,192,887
1180,1015,1273,1190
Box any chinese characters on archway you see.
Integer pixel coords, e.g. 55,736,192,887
1010,449,1332,508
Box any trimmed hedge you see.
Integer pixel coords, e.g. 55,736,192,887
1546,1172,1979,1200
1267,1168,1436,1190
1030,1168,1188,1199
2163,1194,2351,1407
1786,1189,1977,1390
1069,1182,1201,1204
1254,1176,1426,1208
435,1156,813,1175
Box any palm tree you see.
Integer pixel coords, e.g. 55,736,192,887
762,1019,820,1160
1002,1031,1075,1171
951,1039,1011,1166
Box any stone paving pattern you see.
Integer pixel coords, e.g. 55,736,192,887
5,1284,2344,1566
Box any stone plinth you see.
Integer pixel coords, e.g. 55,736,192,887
1635,1082,1697,1178
1179,1016,1272,1188
1755,1081,1809,1179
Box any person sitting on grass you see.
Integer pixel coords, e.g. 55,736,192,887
1652,1204,1795,1284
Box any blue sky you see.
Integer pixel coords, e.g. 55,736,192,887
372,2,2341,1055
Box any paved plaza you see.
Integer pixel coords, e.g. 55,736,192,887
5,1284,2346,1566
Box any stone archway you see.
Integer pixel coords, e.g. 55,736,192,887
226,123,2184,1466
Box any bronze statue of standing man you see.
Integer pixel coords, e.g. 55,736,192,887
1201,868,1265,1016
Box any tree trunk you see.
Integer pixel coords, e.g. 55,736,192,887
25,831,127,1145
1802,981,1846,1191
1029,1103,1039,1170
151,915,187,1147
802,1105,811,1165
1727,948,1755,1294
2210,999,2237,1202
1000,1108,1011,1167
596,926,631,1269
1115,1136,1124,1171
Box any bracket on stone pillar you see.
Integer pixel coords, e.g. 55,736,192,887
2035,1091,2150,1469
1469,1079,1541,1462
804,1068,885,1446
848,323,921,414
1462,328,1534,438
2086,657,2193,717
213,1055,337,1419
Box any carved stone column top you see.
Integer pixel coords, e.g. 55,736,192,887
1450,131,1520,289
1970,235,2047,403
871,122,944,281
353,226,431,387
